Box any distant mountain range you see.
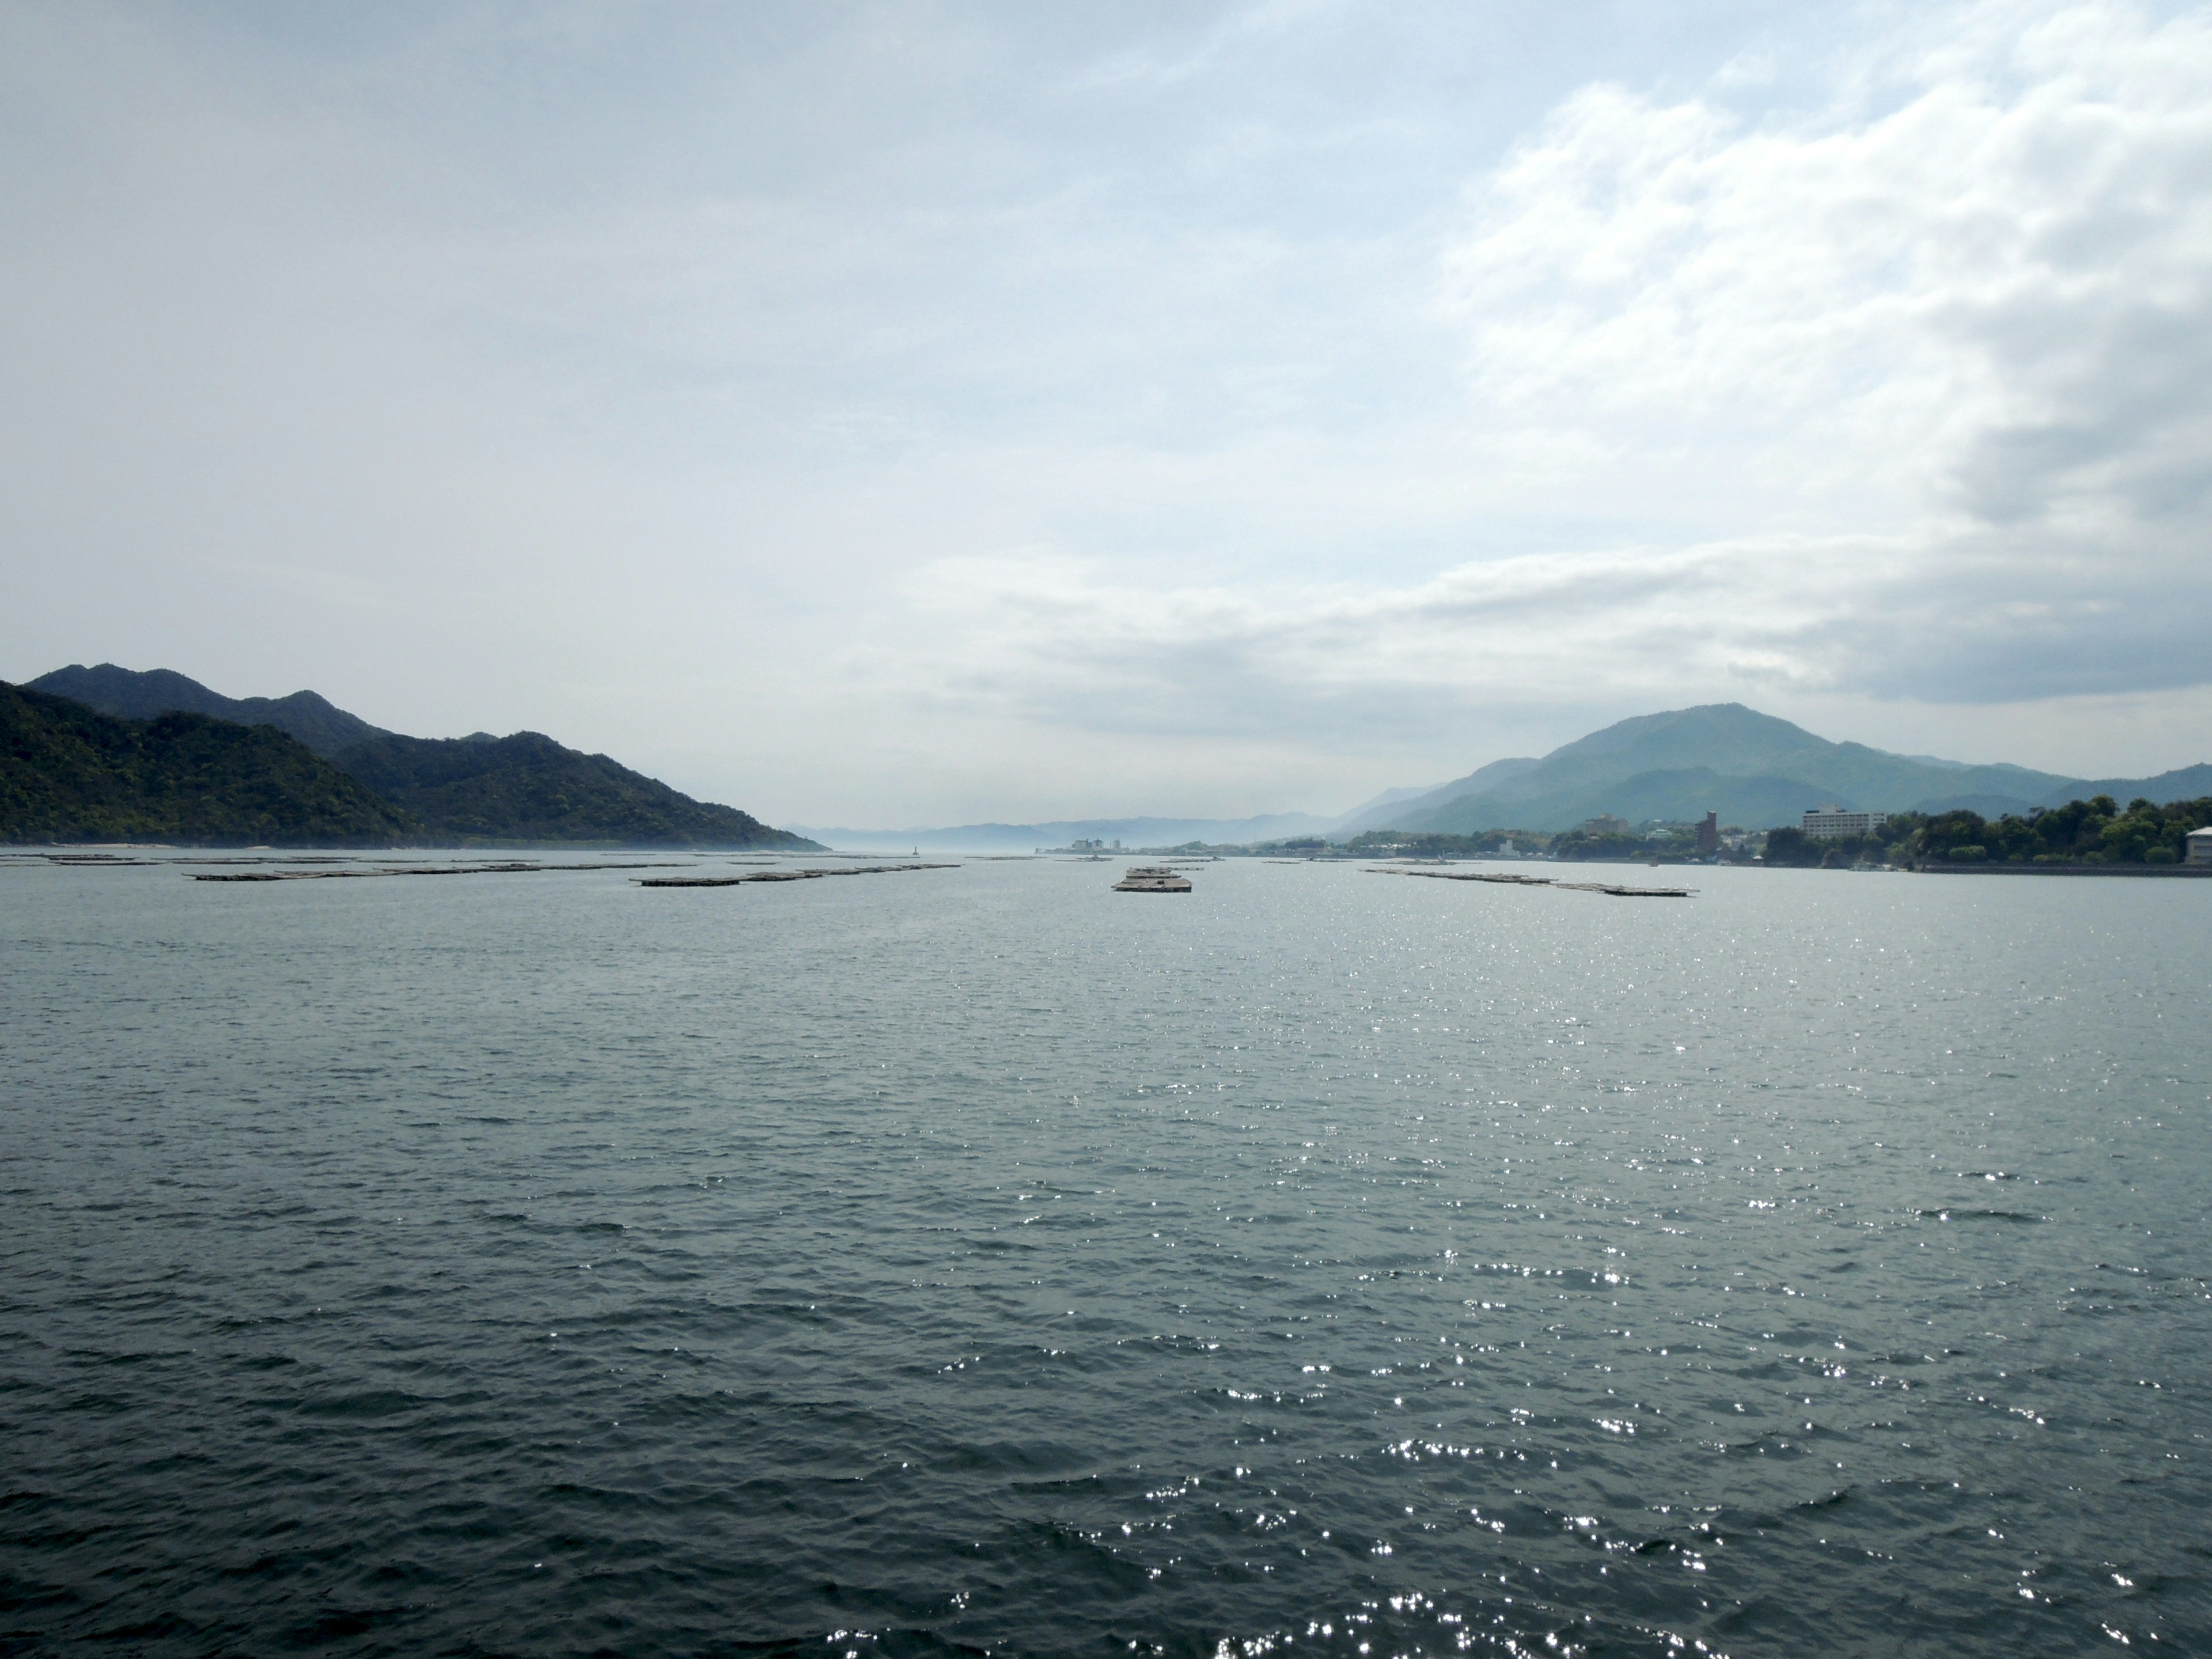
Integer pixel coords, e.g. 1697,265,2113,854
805,702,2210,850
16,672,2203,850
10,665,820,849
789,812,1337,854
1337,704,2212,835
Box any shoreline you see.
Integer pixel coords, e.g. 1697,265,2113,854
1915,862,2212,877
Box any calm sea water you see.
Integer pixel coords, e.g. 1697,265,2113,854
2,855,2207,1657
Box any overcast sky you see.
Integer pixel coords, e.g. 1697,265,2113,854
5,0,2209,824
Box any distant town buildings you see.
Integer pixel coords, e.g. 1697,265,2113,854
1579,814,1630,836
1695,811,1718,856
2188,827,2212,865
1802,805,1888,839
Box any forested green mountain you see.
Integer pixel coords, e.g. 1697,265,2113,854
1,682,415,845
10,668,823,849
19,664,819,849
1350,703,2212,833
31,664,388,757
332,731,817,847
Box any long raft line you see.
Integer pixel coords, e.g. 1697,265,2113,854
636,863,958,887
192,861,687,881
1369,867,1693,897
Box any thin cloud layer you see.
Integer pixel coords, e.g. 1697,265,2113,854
876,0,2212,757
3,1,2207,820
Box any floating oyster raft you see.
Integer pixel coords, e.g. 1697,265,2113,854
1368,867,1691,897
1113,866,1192,893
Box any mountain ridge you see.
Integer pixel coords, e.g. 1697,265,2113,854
21,673,2206,846
801,703,2211,847
2,682,415,845
336,729,813,848
30,664,389,757
21,665,817,849
1358,703,2210,835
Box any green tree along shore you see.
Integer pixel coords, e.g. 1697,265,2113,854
1342,828,1552,858
1344,824,1713,861
1344,797,2212,868
1762,795,2212,867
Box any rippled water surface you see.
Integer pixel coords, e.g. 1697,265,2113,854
2,855,2208,1657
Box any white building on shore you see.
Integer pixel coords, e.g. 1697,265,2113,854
1802,805,1888,839
2188,826,2212,865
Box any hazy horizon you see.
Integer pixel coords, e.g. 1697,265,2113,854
7,1,2211,825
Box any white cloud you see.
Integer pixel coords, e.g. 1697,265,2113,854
857,0,2212,786
882,538,1857,720
1449,0,2212,537
6,1,2208,820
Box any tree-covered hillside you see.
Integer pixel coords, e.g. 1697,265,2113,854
23,664,821,848
1,682,416,845
30,663,388,757
332,731,821,848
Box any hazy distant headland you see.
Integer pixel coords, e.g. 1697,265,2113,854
11,674,2209,858
790,812,1340,855
1326,704,2212,838
806,703,2211,856
6,666,821,850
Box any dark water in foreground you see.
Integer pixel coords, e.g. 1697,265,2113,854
2,855,2207,1657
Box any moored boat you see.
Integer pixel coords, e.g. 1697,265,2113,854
1113,866,1192,893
